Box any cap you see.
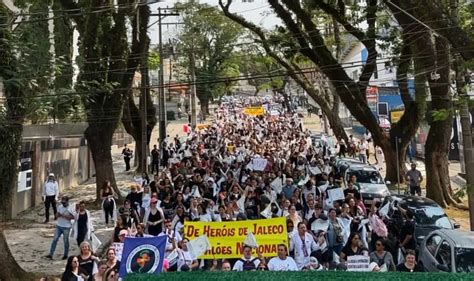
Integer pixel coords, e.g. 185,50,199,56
207,177,214,182
48,173,55,177
369,262,379,271
119,229,128,236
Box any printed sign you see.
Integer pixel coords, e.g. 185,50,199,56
347,255,370,272
244,106,265,116
184,217,288,259
252,158,268,171
390,110,404,124
327,188,345,202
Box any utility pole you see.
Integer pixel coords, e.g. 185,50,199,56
156,7,179,143
189,45,197,130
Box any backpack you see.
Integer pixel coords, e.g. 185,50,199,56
240,258,258,271
332,221,344,244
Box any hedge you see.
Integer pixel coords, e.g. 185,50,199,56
125,271,474,281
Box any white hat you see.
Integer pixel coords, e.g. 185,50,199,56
48,173,55,177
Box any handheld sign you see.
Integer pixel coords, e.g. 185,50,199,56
347,255,370,272
311,219,329,233
327,188,345,202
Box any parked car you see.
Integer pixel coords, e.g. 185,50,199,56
344,164,390,207
381,195,459,245
418,229,474,273
334,157,363,175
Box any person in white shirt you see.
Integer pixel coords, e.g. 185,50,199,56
232,245,261,271
268,244,299,271
358,140,368,164
43,173,59,223
177,238,199,271
290,222,327,270
158,219,182,257
46,196,74,260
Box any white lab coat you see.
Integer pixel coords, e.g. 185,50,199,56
71,210,94,241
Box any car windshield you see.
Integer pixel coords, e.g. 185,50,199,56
455,248,474,273
348,169,384,184
414,207,452,228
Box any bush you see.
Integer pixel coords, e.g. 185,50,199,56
125,271,474,281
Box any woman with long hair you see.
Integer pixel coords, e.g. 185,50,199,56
93,260,108,281
61,256,88,281
143,197,165,236
340,232,365,262
101,180,116,228
369,239,396,271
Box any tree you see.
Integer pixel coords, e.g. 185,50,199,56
121,4,157,174
0,3,34,279
60,0,151,201
221,0,440,182
176,0,244,117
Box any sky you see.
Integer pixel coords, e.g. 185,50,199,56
149,0,280,44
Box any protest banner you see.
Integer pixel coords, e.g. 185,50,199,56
119,236,166,277
327,188,345,201
184,217,287,259
252,158,268,171
243,106,265,116
347,255,370,272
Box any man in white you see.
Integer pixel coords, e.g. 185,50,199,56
289,222,327,270
43,173,59,223
159,219,182,257
233,245,261,271
268,244,298,271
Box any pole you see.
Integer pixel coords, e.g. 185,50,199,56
189,49,197,130
158,7,166,143
140,53,149,173
455,56,474,230
396,136,400,194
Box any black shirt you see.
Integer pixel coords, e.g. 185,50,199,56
341,245,363,258
344,188,362,201
151,148,159,161
400,219,416,250
77,255,95,281
396,263,424,272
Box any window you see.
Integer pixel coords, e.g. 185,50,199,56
426,234,442,257
435,241,452,270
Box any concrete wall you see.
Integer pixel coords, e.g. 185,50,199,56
11,139,93,218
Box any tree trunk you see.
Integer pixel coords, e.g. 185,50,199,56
86,124,122,203
0,229,34,280
325,105,347,143
424,38,461,207
200,98,210,119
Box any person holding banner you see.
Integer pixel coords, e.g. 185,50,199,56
176,238,199,272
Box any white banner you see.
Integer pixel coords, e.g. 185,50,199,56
347,255,370,272
327,188,345,202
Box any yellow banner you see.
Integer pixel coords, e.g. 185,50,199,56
184,217,288,259
244,106,265,116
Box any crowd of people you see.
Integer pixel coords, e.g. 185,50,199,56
45,97,424,281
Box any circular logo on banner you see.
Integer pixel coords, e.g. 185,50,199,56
125,244,160,274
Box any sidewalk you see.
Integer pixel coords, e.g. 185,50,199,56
4,119,205,276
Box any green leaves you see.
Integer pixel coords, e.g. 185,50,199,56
431,109,452,122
